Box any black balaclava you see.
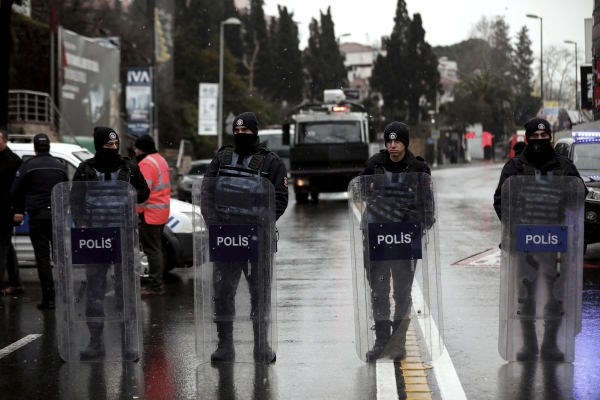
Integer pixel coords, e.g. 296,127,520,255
232,112,260,154
523,118,554,167
93,126,120,173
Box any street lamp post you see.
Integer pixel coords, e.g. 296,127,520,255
336,33,351,89
526,14,543,104
218,17,242,150
564,40,579,123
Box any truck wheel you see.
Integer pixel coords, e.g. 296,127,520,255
310,191,319,204
296,193,309,203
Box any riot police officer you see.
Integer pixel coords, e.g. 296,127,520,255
493,117,585,362
204,112,288,363
359,121,431,361
71,127,149,360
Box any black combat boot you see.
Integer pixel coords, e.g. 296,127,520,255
390,318,411,362
516,320,539,361
253,322,275,363
80,322,106,361
540,320,564,362
366,320,391,361
211,322,235,363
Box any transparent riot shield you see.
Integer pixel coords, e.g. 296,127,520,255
193,176,277,364
499,176,584,363
348,173,443,362
52,181,141,362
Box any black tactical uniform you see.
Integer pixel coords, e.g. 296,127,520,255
493,118,585,362
10,134,68,308
359,122,432,361
71,127,149,361
203,112,288,363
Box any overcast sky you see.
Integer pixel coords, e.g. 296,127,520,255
263,0,592,64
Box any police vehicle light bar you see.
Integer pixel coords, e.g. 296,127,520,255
332,106,349,112
572,132,600,143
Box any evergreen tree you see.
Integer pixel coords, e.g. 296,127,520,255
243,0,272,94
512,26,539,125
271,6,304,105
371,0,411,119
304,7,346,100
490,16,513,87
404,14,440,123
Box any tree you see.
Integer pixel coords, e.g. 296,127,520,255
433,38,492,78
445,71,513,134
270,6,303,105
490,16,512,87
371,0,411,119
304,7,346,101
242,0,272,95
404,14,439,123
512,26,539,125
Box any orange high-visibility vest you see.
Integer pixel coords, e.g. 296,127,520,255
137,153,171,224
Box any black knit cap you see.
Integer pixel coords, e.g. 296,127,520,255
524,118,551,141
135,134,156,153
93,126,119,151
232,112,259,135
33,133,50,146
383,121,410,147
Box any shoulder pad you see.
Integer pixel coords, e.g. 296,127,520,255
122,156,132,161
415,155,425,162
260,146,272,154
217,145,234,153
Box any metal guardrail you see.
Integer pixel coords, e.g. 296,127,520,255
8,90,82,147
8,90,58,128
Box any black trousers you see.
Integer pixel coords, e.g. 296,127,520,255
139,214,165,290
213,261,272,324
0,224,21,289
29,218,55,300
366,259,415,322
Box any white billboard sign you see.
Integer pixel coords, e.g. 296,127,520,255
198,83,219,135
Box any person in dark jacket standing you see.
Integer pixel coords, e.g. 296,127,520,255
0,130,23,296
493,117,585,362
11,134,68,309
71,127,149,360
359,121,432,361
203,112,288,363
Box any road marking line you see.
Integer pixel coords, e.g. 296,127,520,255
452,248,500,267
0,334,43,359
376,359,399,400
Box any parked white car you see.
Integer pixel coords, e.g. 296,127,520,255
9,141,195,274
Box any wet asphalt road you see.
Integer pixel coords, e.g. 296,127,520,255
1,162,599,399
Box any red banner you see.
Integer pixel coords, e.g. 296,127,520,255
594,86,600,110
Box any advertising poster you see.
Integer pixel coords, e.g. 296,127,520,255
543,101,560,129
198,83,219,135
126,68,152,135
581,65,593,110
60,28,120,137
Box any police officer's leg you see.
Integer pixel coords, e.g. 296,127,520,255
390,259,416,361
81,266,109,360
539,261,564,362
245,259,275,363
516,253,540,361
365,260,392,361
29,218,54,307
0,224,22,294
139,213,165,294
212,262,243,362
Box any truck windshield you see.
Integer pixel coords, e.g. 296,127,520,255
298,121,361,144
573,143,600,170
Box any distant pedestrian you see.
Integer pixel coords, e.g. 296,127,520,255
135,135,171,296
0,130,23,296
482,131,493,160
512,141,526,157
11,134,68,309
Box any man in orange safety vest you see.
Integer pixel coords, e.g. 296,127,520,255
135,135,171,296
